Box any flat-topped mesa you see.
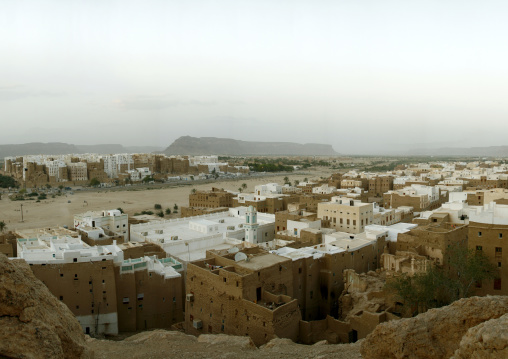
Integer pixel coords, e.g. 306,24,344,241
164,136,339,156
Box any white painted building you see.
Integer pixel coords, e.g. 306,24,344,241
312,184,337,194
74,209,129,241
469,202,508,225
17,235,123,265
130,207,275,264
365,223,418,242
254,183,283,195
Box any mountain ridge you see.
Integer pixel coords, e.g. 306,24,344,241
0,143,163,158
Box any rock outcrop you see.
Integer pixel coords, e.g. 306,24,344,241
197,334,256,348
0,254,92,359
88,330,362,359
451,313,508,359
361,296,508,359
339,270,392,321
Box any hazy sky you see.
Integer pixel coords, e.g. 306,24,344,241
1,0,508,154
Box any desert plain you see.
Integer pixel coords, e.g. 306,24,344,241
0,168,334,232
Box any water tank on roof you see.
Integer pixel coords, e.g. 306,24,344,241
234,252,248,262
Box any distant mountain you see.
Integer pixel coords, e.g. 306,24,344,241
164,136,339,156
124,145,164,153
0,142,164,158
0,142,80,158
407,146,508,157
76,144,126,154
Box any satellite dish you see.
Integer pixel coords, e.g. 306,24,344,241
234,252,248,262
228,247,240,254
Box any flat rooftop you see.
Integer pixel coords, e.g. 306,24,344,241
15,227,79,239
131,207,274,243
234,252,289,271
324,230,386,251
365,223,417,242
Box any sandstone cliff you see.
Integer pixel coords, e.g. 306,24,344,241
0,254,92,359
361,295,508,359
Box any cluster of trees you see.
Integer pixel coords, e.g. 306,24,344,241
246,162,294,172
135,204,179,217
89,178,101,187
387,244,497,317
0,174,17,188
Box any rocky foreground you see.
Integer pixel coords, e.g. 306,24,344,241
361,296,508,359
1,252,507,359
0,255,92,358
88,332,362,359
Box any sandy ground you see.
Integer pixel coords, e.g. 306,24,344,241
0,168,334,232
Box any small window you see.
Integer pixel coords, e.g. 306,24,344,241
495,247,502,253
476,246,483,251
59,296,63,300
500,233,503,239
478,232,482,237
73,258,77,262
